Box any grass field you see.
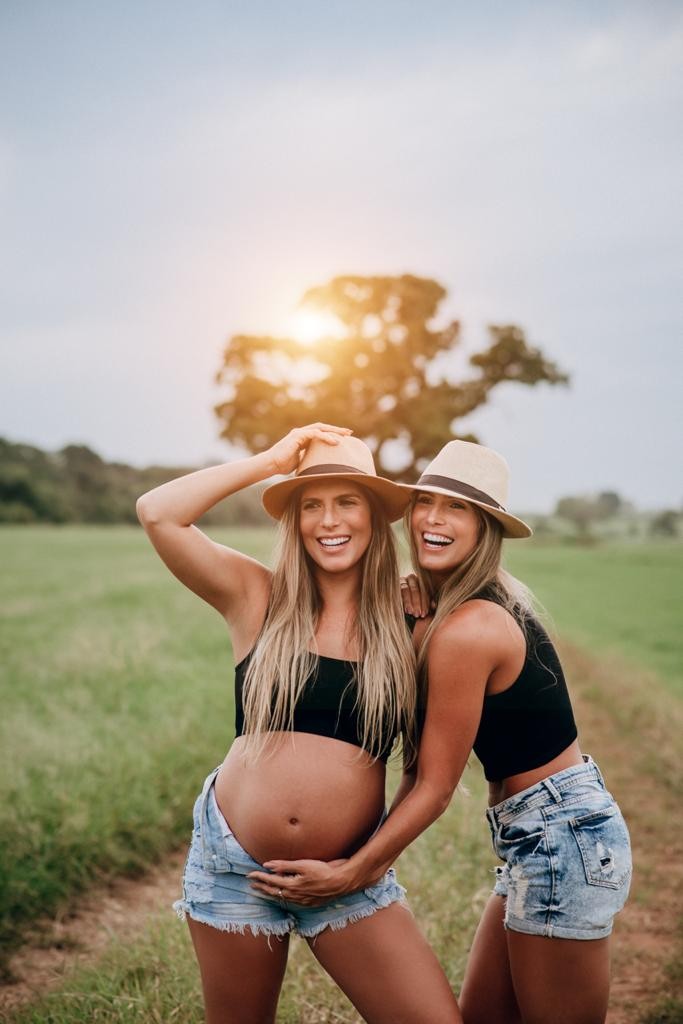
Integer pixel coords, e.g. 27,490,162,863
504,540,683,695
0,527,270,963
1,526,682,1022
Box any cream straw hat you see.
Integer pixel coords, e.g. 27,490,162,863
262,436,411,522
401,440,532,539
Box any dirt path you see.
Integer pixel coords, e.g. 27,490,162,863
1,643,681,1022
0,850,186,1016
564,643,682,1024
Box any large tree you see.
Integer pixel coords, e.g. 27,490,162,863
215,274,568,480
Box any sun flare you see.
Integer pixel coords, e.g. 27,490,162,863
287,309,345,346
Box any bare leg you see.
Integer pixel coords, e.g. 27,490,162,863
507,930,610,1024
187,918,290,1024
460,895,522,1024
308,902,461,1024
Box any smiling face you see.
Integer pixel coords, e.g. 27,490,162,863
410,491,482,583
298,479,373,575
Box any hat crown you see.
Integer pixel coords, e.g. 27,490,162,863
422,441,510,508
262,433,410,521
297,435,377,477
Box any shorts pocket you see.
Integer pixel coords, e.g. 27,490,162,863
569,804,631,890
497,815,544,856
199,816,234,874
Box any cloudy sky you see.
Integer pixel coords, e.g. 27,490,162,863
1,0,681,511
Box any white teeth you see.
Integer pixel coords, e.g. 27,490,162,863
319,536,351,547
423,532,453,546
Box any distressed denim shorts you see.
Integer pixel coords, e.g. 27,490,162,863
487,757,632,940
173,767,407,939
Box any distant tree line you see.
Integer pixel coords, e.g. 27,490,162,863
554,491,632,540
548,490,681,541
0,438,268,526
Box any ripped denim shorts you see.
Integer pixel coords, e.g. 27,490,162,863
173,767,407,939
487,756,632,940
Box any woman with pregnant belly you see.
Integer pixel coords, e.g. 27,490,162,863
136,423,460,1024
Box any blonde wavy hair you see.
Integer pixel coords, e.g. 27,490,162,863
404,496,537,714
241,486,417,763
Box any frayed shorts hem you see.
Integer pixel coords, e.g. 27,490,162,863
502,910,613,941
173,899,292,939
297,892,410,940
172,892,409,940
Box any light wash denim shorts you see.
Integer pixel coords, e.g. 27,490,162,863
173,767,407,939
487,756,632,940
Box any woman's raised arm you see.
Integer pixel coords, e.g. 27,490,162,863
136,423,350,624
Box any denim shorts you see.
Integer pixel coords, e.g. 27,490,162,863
173,767,407,939
487,757,632,940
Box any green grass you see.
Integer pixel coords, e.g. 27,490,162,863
0,526,272,963
504,541,683,695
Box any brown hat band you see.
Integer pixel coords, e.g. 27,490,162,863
297,464,369,478
416,474,505,511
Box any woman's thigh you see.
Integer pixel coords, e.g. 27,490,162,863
460,894,611,1024
307,902,462,1024
460,895,522,1024
507,929,610,1024
187,918,290,1024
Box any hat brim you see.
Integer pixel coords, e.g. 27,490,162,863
262,473,412,522
399,483,533,539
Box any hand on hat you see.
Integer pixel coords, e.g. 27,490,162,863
267,424,353,475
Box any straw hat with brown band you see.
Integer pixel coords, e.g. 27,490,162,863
400,440,532,539
262,435,411,523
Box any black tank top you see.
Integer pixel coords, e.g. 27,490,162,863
471,596,578,781
234,651,397,763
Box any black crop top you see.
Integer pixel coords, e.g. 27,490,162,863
471,598,578,782
234,651,398,763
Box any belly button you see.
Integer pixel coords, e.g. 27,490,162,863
289,817,299,825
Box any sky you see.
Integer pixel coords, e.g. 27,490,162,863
1,0,681,512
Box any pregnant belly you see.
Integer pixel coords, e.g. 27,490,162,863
214,733,387,865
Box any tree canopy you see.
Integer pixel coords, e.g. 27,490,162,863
215,274,569,480
554,491,632,539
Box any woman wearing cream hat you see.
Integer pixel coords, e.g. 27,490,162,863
137,424,460,1024
252,439,631,1024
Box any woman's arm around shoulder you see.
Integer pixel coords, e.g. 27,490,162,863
136,424,350,626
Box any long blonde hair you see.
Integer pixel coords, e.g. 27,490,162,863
405,496,536,710
241,486,417,763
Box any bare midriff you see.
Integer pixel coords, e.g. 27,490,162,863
487,739,584,806
214,732,386,865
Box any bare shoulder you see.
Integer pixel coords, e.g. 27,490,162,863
431,599,504,649
428,599,523,678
